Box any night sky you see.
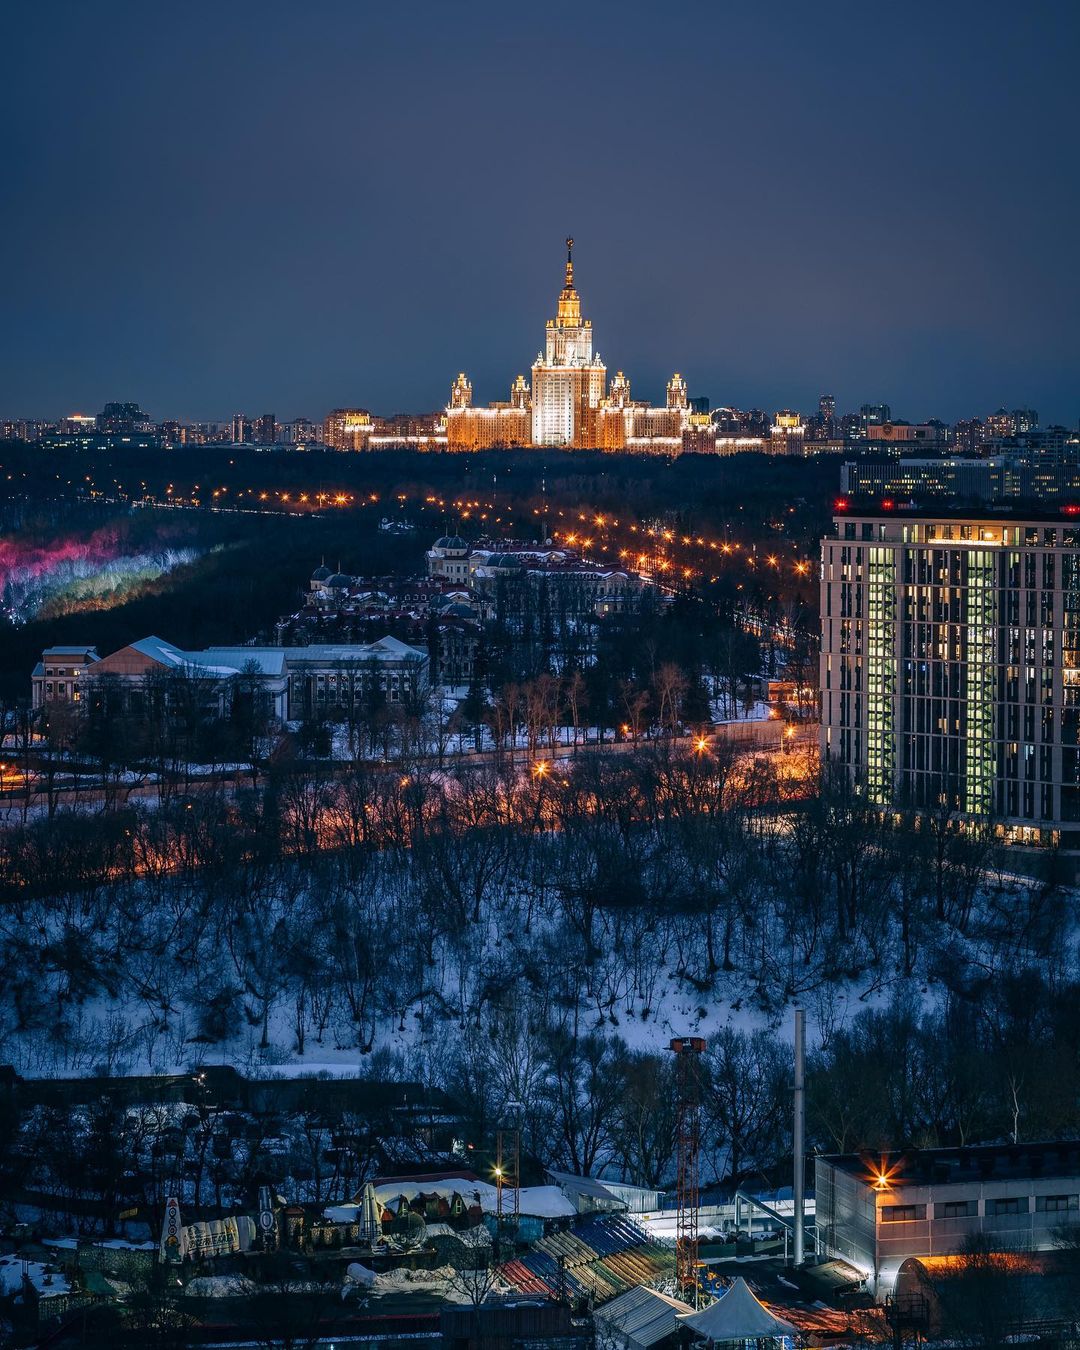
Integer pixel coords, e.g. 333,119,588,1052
4,1,1078,424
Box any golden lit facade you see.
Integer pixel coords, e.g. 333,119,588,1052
445,373,532,451
770,410,806,456
530,238,607,447
594,370,690,452
446,238,697,452
323,407,374,449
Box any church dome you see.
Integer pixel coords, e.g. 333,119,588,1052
326,572,353,589
311,564,332,582
434,535,468,551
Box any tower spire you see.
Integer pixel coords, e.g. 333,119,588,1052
564,235,574,290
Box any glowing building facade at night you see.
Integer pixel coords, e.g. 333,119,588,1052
446,238,693,452
820,506,1080,853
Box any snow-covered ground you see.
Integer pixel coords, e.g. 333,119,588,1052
0,1254,70,1300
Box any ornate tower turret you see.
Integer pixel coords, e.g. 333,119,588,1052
609,371,632,408
667,373,688,411
510,374,530,409
450,372,472,410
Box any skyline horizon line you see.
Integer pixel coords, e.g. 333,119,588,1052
4,384,1070,431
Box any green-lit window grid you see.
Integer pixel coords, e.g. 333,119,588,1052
866,547,897,804
963,550,996,817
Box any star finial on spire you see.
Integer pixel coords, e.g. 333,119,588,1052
564,236,574,289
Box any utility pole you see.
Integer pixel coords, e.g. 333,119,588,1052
793,1007,806,1267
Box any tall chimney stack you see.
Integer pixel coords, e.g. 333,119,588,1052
793,1006,806,1267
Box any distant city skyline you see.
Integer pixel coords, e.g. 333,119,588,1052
3,1,1079,423
2,388,1068,433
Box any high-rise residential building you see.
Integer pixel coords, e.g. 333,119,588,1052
1013,408,1040,434
841,412,866,443
255,412,276,445
231,413,250,444
97,402,151,434
531,237,607,447
820,506,1080,852
987,407,1040,439
323,408,373,450
769,410,806,455
807,394,837,443
860,403,892,432
953,418,987,456
290,416,317,443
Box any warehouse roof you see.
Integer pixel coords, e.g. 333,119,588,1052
596,1286,693,1349
823,1140,1080,1186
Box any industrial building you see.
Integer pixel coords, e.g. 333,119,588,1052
816,1141,1080,1294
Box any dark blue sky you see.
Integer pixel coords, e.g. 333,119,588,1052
3,0,1078,424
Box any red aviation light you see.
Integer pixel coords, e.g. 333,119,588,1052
834,497,850,511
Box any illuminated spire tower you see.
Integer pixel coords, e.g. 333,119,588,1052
531,236,607,447
450,373,473,409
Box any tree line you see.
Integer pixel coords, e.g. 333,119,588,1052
0,744,1075,1201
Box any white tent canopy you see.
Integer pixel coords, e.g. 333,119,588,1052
678,1277,797,1343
